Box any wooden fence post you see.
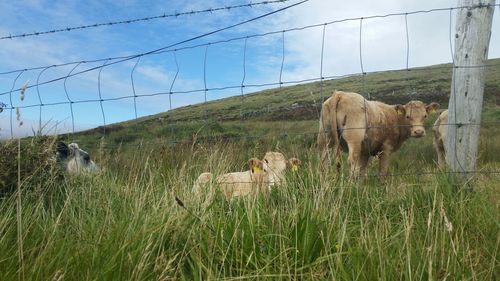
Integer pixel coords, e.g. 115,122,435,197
446,0,495,178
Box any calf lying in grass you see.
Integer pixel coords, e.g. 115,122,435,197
193,158,268,199
194,152,301,199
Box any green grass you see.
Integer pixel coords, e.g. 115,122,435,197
1,60,499,280
0,137,498,280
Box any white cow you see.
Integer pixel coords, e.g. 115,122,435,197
56,142,99,174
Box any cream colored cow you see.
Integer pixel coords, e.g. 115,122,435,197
56,142,99,175
318,90,439,180
433,109,448,169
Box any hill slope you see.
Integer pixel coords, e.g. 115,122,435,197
75,59,500,148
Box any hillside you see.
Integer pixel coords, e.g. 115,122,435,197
74,59,500,148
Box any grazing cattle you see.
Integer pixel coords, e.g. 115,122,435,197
193,158,269,199
318,91,439,180
433,109,448,169
56,142,99,175
262,152,301,186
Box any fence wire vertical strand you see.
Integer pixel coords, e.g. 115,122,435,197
169,51,179,139
98,59,109,136
131,56,141,119
404,13,411,95
279,31,285,88
319,24,331,172
63,62,81,134
404,14,410,71
9,71,24,139
203,44,209,135
320,24,326,106
240,37,248,119
360,17,372,177
36,66,52,135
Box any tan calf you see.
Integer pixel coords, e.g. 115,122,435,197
433,109,448,169
193,158,269,199
318,91,439,180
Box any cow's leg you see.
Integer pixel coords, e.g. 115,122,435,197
332,143,342,173
378,149,392,183
347,141,363,180
435,139,446,170
319,146,330,173
359,152,370,179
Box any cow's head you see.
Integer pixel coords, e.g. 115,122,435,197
56,141,99,174
395,101,439,138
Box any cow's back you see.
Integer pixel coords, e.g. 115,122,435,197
335,91,401,153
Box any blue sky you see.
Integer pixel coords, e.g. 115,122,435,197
0,0,499,138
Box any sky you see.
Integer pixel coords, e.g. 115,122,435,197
0,0,498,139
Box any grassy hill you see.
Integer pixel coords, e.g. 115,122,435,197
1,60,499,280
72,59,500,149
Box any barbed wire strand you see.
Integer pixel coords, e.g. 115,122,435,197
0,0,310,95
0,0,291,40
0,3,498,79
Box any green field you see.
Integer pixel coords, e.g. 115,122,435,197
0,60,499,280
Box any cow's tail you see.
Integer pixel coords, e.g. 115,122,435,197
318,93,341,173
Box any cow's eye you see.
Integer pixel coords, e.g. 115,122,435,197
424,114,428,118
406,116,410,119
265,159,269,163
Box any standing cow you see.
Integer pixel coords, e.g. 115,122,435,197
318,91,439,180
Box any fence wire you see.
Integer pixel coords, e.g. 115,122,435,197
0,0,291,40
1,2,499,180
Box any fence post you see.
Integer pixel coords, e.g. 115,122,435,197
446,0,495,178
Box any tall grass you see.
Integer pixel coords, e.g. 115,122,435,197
0,138,498,280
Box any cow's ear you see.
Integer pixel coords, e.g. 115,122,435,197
288,158,301,172
249,158,263,173
56,141,69,159
426,102,439,113
394,104,406,115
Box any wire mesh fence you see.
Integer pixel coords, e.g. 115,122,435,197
0,1,499,180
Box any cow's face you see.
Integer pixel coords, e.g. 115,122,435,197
57,142,99,174
263,152,287,173
395,101,439,138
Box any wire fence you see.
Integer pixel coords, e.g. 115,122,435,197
0,0,291,40
1,2,499,180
